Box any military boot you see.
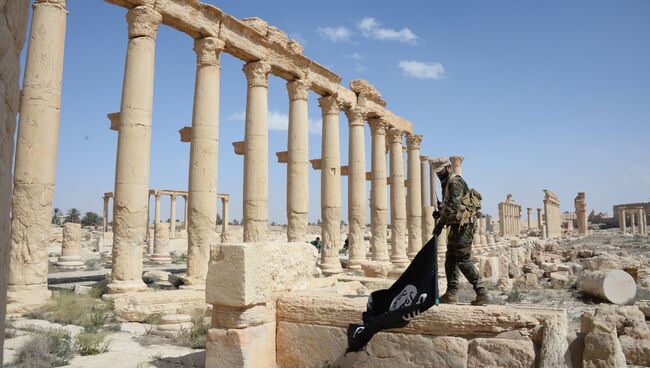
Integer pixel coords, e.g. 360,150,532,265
440,291,459,304
471,291,489,306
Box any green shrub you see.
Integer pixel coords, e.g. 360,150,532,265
507,289,523,303
16,329,75,367
75,332,109,356
173,313,210,349
26,291,116,332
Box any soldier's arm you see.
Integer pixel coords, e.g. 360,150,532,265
438,180,464,226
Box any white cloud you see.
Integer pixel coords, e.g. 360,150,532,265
357,17,419,44
398,60,445,80
317,26,351,42
345,53,365,61
229,110,322,135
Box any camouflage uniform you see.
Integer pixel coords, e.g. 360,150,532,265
437,174,487,296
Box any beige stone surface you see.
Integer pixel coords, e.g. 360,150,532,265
206,322,276,368
185,37,224,285
205,241,316,307
360,261,392,278
581,314,627,368
109,289,207,322
286,79,310,242
0,2,28,359
150,222,171,264
57,223,84,267
345,106,367,269
579,270,636,304
619,335,650,366
388,128,408,268
242,60,271,242
467,338,535,368
277,321,469,368
369,119,389,262
108,5,162,293
8,0,66,309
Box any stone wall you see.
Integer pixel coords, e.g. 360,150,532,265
0,0,29,364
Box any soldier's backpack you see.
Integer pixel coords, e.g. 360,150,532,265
444,174,482,225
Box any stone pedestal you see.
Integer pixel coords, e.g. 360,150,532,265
369,119,389,262
151,223,171,264
107,5,162,294
345,107,366,269
56,223,84,268
186,37,224,286
170,195,177,239
8,0,67,309
318,95,342,275
242,61,271,242
286,79,310,243
388,128,408,269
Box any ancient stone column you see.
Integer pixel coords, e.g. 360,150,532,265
242,61,271,242
184,196,188,231
170,195,177,239
574,192,587,236
185,37,224,286
345,106,366,269
406,134,423,259
450,155,464,176
56,223,84,268
8,0,67,306
286,79,310,242
429,161,438,208
638,208,646,235
369,119,389,262
388,128,409,269
631,213,636,235
319,95,342,274
527,208,533,230
537,208,543,230
103,196,110,232
154,192,161,224
221,198,230,242
151,223,171,264
107,5,162,294
420,155,434,246
479,217,488,246
619,210,626,234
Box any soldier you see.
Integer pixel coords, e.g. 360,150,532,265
433,160,488,306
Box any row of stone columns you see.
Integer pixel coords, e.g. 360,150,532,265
619,208,648,235
498,194,521,236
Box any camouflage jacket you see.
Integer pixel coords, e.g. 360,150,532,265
438,174,469,226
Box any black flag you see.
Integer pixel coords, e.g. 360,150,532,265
346,235,440,352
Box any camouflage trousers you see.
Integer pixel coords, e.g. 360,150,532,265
445,223,487,295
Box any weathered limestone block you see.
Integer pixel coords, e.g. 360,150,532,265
619,335,650,366
277,321,468,368
205,322,276,368
516,273,540,289
211,304,275,329
550,271,571,289
467,338,535,368
479,257,500,283
56,223,84,268
579,270,636,304
497,278,514,291
581,313,627,368
108,290,207,322
360,261,392,278
206,242,316,307
157,313,192,332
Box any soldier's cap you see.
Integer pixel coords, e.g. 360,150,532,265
431,157,451,173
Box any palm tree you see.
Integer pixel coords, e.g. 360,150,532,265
52,208,62,225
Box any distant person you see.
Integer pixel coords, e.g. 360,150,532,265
433,160,488,306
342,237,349,255
310,236,321,252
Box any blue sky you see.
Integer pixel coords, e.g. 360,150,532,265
20,0,650,223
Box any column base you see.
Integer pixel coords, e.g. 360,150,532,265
346,257,366,269
371,252,390,262
56,255,85,268
150,254,172,264
319,262,343,276
177,275,206,290
7,284,52,314
106,280,148,294
390,255,409,269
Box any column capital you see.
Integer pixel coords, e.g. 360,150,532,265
368,118,388,135
287,79,311,101
126,6,162,40
449,155,464,165
387,128,403,144
343,106,365,126
194,37,225,66
318,94,341,116
406,133,423,150
34,0,67,9
243,60,272,88
420,155,429,162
